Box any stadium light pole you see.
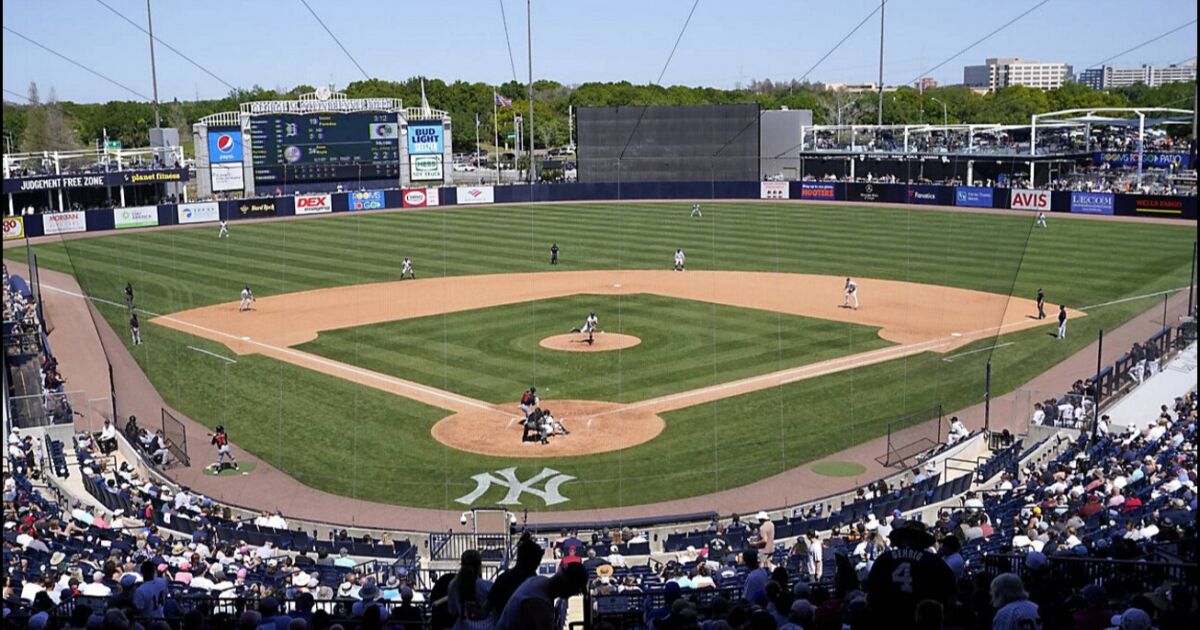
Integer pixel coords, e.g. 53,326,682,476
145,0,161,128
527,0,536,185
876,0,885,126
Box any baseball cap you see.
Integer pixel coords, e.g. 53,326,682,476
1110,608,1152,630
1024,551,1048,571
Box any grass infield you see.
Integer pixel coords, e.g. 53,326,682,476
8,202,1194,510
810,461,869,477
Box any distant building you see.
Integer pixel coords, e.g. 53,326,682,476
913,77,938,91
1078,60,1197,90
963,57,1073,91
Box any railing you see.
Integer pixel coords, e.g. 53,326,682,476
429,531,510,562
982,553,1198,594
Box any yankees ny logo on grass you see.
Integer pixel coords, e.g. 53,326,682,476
456,467,576,506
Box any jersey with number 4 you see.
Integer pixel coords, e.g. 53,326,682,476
865,548,956,629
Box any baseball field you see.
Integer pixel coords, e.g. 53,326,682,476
8,201,1194,510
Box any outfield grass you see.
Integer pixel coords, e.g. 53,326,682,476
8,202,1194,510
296,293,891,404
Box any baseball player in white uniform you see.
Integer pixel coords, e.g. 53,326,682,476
843,277,859,309
239,286,255,312
572,312,600,344
217,220,229,238
401,257,415,280
690,203,702,217
1035,212,1047,228
674,249,686,272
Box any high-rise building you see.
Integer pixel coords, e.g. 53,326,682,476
963,58,1074,91
1079,60,1197,90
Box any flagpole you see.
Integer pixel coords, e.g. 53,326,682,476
493,89,501,185
475,112,480,183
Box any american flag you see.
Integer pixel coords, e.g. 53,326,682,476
494,92,513,108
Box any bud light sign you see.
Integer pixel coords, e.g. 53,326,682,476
1069,192,1114,215
407,124,443,155
207,129,244,163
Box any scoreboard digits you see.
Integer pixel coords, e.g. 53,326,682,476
250,112,400,184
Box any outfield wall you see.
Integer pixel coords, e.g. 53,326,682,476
5,181,1195,240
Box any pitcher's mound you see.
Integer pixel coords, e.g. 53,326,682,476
431,400,664,457
539,332,641,352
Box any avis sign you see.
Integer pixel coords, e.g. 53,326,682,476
294,193,332,215
456,467,576,506
1010,189,1050,211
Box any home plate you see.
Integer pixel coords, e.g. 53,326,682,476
241,336,251,340
613,284,622,288
951,333,962,337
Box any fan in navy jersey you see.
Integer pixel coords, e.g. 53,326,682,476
864,519,956,630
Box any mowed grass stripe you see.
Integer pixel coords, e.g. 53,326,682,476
9,202,1194,509
297,293,892,403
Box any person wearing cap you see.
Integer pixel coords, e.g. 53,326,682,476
351,580,390,622
779,598,816,630
947,416,969,444
1109,607,1153,630
750,511,775,554
495,562,588,630
864,520,955,630
804,530,823,580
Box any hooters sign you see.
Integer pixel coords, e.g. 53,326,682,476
294,193,332,215
1010,189,1050,211
401,188,440,208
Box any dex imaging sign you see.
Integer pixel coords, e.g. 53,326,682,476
294,194,332,215
1010,189,1050,211
407,124,444,154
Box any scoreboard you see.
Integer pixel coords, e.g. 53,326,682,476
249,112,400,184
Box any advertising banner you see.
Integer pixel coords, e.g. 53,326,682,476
407,123,444,154
369,122,399,140
1069,192,1114,215
906,184,941,205
177,202,220,224
236,199,277,216
3,168,188,194
294,193,333,215
955,186,994,208
207,129,245,163
846,182,900,203
1010,189,1050,211
42,211,87,235
349,190,385,210
457,185,495,205
410,154,444,181
800,182,836,200
210,163,245,192
2,216,24,240
1130,195,1185,216
114,206,159,229
1092,151,1191,169
402,188,441,208
760,181,789,200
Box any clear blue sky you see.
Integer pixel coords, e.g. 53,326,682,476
3,0,1196,103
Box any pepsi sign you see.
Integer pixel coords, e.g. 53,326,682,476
207,129,244,163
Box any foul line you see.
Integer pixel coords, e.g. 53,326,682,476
941,342,1015,363
1079,286,1189,311
39,283,503,416
187,346,237,364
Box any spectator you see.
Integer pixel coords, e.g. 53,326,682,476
495,562,587,630
990,573,1041,629
447,549,493,629
865,520,956,630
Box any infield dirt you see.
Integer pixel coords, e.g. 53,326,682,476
152,270,1077,457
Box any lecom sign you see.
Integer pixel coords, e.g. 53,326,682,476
1010,189,1050,211
294,194,332,215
